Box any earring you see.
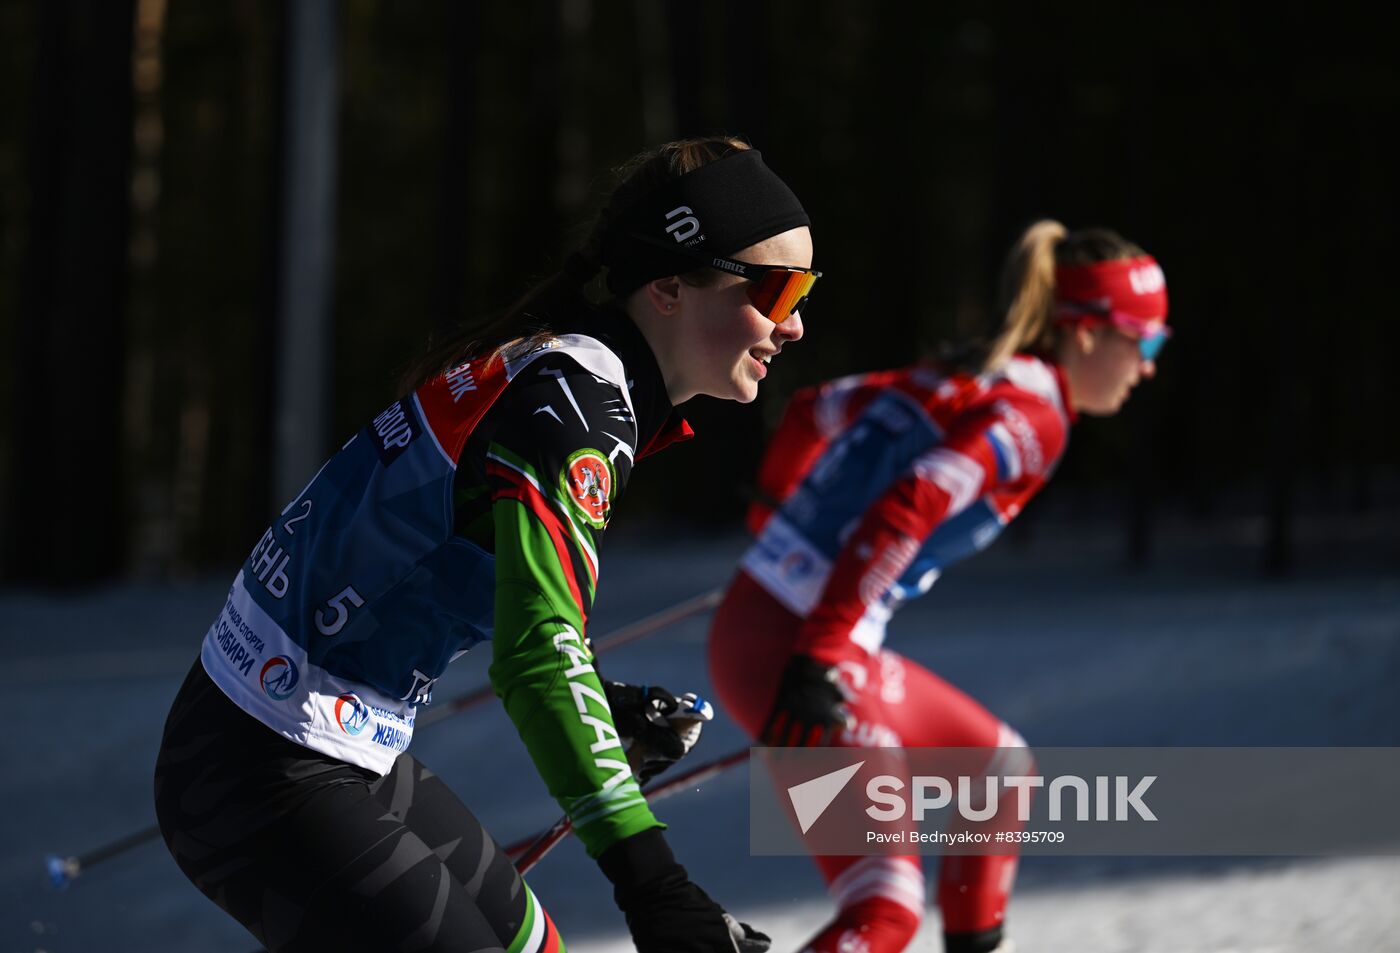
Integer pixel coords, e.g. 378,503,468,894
666,304,673,311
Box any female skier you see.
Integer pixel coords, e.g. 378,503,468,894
708,220,1168,953
155,137,819,953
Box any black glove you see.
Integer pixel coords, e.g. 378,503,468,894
598,828,770,953
723,915,773,953
605,681,713,783
760,654,851,747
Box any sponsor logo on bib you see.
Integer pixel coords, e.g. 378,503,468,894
335,693,371,736
259,655,300,701
368,399,422,466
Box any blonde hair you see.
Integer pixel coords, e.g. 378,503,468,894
975,220,1146,373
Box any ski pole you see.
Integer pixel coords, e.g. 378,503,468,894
419,587,721,728
508,746,751,875
44,825,164,890
44,586,724,888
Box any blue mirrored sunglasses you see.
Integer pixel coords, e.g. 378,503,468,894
1137,328,1169,361
1103,312,1171,362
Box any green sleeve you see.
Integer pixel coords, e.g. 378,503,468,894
483,368,660,858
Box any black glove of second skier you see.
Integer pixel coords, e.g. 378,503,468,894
598,827,770,953
760,654,851,747
605,681,712,783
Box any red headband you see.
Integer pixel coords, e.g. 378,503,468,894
1054,255,1168,323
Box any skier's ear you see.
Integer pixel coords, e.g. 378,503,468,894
643,275,683,316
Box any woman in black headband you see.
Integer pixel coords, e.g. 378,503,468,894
154,137,816,953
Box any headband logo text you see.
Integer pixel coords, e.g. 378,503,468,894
710,258,747,275
1129,264,1166,295
665,205,700,243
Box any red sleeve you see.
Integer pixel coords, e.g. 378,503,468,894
795,394,1066,666
747,387,821,535
747,371,901,536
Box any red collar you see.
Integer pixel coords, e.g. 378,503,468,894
638,414,695,459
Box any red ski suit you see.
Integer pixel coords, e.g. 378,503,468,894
709,355,1073,950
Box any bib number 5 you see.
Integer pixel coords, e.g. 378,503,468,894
315,586,365,636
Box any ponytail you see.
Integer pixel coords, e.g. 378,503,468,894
979,219,1067,373
398,261,597,393
968,220,1147,374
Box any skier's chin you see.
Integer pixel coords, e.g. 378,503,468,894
732,368,760,404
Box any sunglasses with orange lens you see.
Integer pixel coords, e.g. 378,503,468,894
729,260,821,326
629,234,821,326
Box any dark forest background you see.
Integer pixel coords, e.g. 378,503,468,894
2,1,1397,586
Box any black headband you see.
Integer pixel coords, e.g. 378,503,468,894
600,150,810,296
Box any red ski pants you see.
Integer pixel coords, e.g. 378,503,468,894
708,571,1024,943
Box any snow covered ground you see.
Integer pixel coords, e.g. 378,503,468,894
3,505,1398,952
